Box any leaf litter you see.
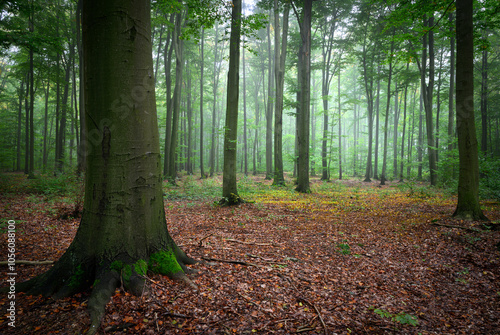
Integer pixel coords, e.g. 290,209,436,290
0,173,499,334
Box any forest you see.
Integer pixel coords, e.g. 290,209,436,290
0,0,499,334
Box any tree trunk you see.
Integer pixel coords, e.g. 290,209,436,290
380,39,394,186
417,95,423,180
273,0,289,186
448,12,455,153
24,73,29,175
265,15,274,180
209,24,221,177
163,14,174,177
199,27,207,178
338,70,342,180
321,13,337,181
76,0,86,176
295,0,312,193
16,79,24,172
242,45,248,176
167,11,184,183
399,65,409,182
392,83,399,179
221,0,243,205
17,1,196,334
28,7,35,178
420,15,437,186
373,67,381,180
453,0,487,220
186,62,193,175
43,79,50,172
480,46,488,155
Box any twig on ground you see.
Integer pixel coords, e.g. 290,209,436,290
201,256,261,267
236,291,264,310
198,233,215,247
225,238,273,246
298,297,328,335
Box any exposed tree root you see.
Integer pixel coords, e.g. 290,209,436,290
219,193,245,206
431,222,482,232
7,245,198,335
87,271,120,335
452,210,489,221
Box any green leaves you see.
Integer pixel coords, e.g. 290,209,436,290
372,307,419,327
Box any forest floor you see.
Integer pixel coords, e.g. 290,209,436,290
0,172,499,334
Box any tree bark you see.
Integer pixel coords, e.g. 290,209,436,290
242,44,248,176
294,0,312,193
453,0,488,220
448,12,455,153
265,14,274,180
380,39,394,186
273,0,289,186
209,24,221,177
167,11,184,183
16,79,24,172
221,0,243,205
16,2,196,334
199,27,206,178
480,46,488,155
28,5,35,178
163,14,174,177
321,12,338,181
420,15,437,186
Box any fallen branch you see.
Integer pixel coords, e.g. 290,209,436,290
0,260,54,266
431,222,481,233
225,238,273,246
299,297,328,335
198,233,215,247
201,256,261,267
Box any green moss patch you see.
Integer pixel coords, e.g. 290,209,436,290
148,250,183,275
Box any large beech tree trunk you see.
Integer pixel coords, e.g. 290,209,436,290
453,0,487,220
17,1,196,333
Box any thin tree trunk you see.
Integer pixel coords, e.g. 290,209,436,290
399,65,409,182
221,0,242,204
76,0,86,175
294,0,312,193
392,83,399,179
380,39,394,186
417,94,423,180
373,69,381,180
163,14,174,177
28,9,35,178
17,79,25,172
480,46,488,155
167,11,184,183
199,27,205,178
338,70,342,180
448,12,455,154
265,15,273,180
209,24,221,177
242,45,248,176
186,63,193,175
24,73,29,175
272,0,289,186
419,15,437,185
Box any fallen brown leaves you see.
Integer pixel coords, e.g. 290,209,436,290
1,174,499,334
